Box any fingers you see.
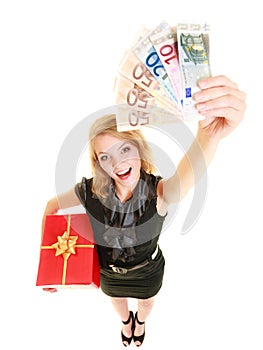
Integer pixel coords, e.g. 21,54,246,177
198,106,242,124
194,75,246,120
198,75,238,89
43,288,57,293
194,86,246,106
196,95,245,114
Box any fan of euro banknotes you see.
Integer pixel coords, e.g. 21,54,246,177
114,21,211,131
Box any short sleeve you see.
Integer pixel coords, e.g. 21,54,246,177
149,173,162,196
74,177,92,208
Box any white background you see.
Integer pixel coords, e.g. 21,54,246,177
1,1,262,349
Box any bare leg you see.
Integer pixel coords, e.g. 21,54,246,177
111,297,133,346
134,297,154,346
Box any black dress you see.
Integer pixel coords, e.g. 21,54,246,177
75,171,166,299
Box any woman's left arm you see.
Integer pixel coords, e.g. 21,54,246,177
160,75,246,206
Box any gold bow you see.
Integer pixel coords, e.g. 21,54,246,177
51,221,78,260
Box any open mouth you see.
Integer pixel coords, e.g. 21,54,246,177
115,167,132,179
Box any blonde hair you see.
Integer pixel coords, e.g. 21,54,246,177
89,114,156,198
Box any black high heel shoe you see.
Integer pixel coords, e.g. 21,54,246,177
133,312,145,347
121,311,134,347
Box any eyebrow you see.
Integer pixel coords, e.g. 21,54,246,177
97,141,131,155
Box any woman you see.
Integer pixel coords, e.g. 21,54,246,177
42,75,246,346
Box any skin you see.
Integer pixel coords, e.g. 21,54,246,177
41,75,246,345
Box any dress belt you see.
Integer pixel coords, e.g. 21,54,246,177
109,245,159,274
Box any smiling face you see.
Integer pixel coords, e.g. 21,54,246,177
94,133,141,190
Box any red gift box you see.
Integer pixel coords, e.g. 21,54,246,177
36,214,100,289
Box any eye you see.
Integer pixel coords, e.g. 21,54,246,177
99,154,109,162
121,145,131,154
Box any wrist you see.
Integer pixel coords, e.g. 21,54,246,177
196,127,220,150
45,197,59,215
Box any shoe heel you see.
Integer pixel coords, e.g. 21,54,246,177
133,312,145,347
121,311,134,347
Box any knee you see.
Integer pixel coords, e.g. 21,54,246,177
138,297,155,309
111,297,128,306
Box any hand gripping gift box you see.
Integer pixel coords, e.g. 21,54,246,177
36,214,100,289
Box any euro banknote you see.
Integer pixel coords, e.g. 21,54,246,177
115,104,181,132
177,23,211,120
150,26,183,110
117,49,179,114
132,22,178,106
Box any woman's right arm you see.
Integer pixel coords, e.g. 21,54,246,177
41,188,81,240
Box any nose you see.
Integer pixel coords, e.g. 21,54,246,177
111,154,122,170
111,151,129,172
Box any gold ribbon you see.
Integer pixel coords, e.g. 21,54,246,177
41,215,94,285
